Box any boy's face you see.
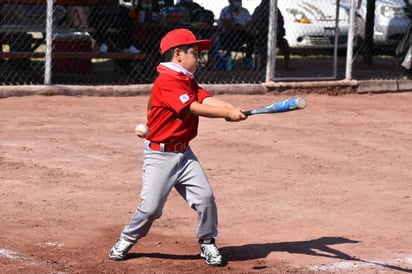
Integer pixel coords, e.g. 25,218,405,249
175,45,200,74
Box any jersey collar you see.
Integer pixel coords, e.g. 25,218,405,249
160,62,194,79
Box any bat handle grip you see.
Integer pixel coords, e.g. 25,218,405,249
242,110,252,116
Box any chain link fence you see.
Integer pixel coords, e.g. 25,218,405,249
0,0,409,85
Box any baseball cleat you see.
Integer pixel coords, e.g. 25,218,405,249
109,238,134,261
199,238,224,266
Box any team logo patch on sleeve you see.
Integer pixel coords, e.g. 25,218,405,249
179,94,190,104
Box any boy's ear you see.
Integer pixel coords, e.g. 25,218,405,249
175,48,182,55
174,48,183,61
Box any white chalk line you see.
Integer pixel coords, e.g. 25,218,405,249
307,255,412,272
38,241,65,248
0,248,23,261
0,242,66,273
0,247,40,267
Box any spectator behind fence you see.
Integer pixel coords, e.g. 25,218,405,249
251,0,291,70
129,0,161,26
396,0,412,74
174,0,201,18
174,0,214,29
89,0,140,54
129,0,164,53
216,0,254,70
402,0,412,21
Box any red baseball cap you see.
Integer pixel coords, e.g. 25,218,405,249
159,28,212,55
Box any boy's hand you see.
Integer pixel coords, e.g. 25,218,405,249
225,108,247,122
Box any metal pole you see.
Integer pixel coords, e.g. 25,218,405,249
266,0,278,82
333,0,341,79
44,0,53,85
345,0,357,80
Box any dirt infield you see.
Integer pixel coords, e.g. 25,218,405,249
1,93,411,273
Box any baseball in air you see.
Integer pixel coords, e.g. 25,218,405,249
135,124,149,138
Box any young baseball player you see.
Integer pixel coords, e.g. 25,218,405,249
109,28,247,266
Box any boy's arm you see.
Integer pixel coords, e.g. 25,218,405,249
189,101,247,122
202,96,235,108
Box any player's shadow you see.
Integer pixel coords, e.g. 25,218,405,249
220,236,412,273
220,236,358,261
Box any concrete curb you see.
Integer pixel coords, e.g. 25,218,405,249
0,79,411,98
357,79,412,94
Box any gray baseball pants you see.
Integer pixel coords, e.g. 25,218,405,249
120,140,218,243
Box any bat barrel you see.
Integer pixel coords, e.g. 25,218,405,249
295,97,307,109
243,97,307,116
273,97,307,112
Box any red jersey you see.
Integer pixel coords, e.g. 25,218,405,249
146,63,212,143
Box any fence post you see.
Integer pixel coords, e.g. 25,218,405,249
44,0,54,85
266,0,278,82
345,0,357,81
332,0,341,79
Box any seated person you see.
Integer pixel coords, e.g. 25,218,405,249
128,0,164,53
216,0,254,65
131,0,162,25
174,0,214,28
251,0,291,70
89,0,140,53
174,0,201,14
